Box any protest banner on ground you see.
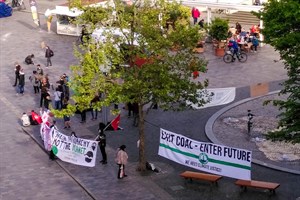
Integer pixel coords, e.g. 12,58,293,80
51,129,98,167
158,128,252,180
187,87,236,109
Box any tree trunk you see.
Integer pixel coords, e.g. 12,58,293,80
137,104,146,171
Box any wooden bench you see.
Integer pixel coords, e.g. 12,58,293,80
235,179,280,194
180,171,223,186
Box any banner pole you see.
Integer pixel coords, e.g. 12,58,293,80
94,122,111,141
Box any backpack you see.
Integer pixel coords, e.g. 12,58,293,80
49,49,54,57
21,114,31,127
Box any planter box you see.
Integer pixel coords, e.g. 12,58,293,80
215,48,225,57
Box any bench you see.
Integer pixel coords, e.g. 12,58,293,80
180,171,223,186
235,179,280,194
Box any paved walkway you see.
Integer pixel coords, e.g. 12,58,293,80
1,1,299,200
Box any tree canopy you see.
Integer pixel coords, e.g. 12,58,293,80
56,0,211,170
258,0,300,143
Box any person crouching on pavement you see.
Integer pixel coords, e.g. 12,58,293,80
25,54,35,65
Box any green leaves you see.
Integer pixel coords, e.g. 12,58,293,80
209,18,229,41
260,0,300,143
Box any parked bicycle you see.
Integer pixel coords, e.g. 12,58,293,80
223,48,247,63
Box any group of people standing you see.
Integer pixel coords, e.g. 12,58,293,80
13,45,54,96
16,41,130,179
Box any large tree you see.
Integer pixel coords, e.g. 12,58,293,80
258,0,300,143
60,0,211,171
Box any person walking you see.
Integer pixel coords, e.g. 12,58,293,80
13,64,21,87
97,128,107,164
17,69,25,95
45,46,53,67
116,145,128,179
191,7,200,25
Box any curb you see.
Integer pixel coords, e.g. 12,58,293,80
205,90,300,175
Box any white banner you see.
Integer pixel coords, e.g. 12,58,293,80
158,128,251,180
40,123,52,151
188,87,236,109
51,129,98,167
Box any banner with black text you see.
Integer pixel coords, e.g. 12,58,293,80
158,128,252,180
51,129,98,167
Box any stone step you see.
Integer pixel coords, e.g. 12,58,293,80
225,11,260,26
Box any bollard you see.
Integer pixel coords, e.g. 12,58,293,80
247,110,254,134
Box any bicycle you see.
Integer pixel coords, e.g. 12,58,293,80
223,48,247,63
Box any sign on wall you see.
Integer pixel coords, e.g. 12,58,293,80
158,128,252,180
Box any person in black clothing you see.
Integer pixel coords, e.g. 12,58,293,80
40,84,48,108
18,69,25,95
235,22,242,35
80,25,89,44
13,64,21,87
44,90,51,109
97,127,107,164
198,19,204,28
25,54,34,65
80,109,86,123
132,102,139,127
127,102,133,118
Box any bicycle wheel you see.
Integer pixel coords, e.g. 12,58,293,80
223,54,233,63
238,52,248,63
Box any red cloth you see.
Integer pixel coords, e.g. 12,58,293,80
193,71,199,79
111,114,121,131
134,57,148,68
31,111,42,124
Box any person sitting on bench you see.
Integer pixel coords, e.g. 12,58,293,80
25,54,35,65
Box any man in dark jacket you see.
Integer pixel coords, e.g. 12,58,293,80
18,69,25,95
45,46,53,67
96,126,107,164
13,64,21,87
